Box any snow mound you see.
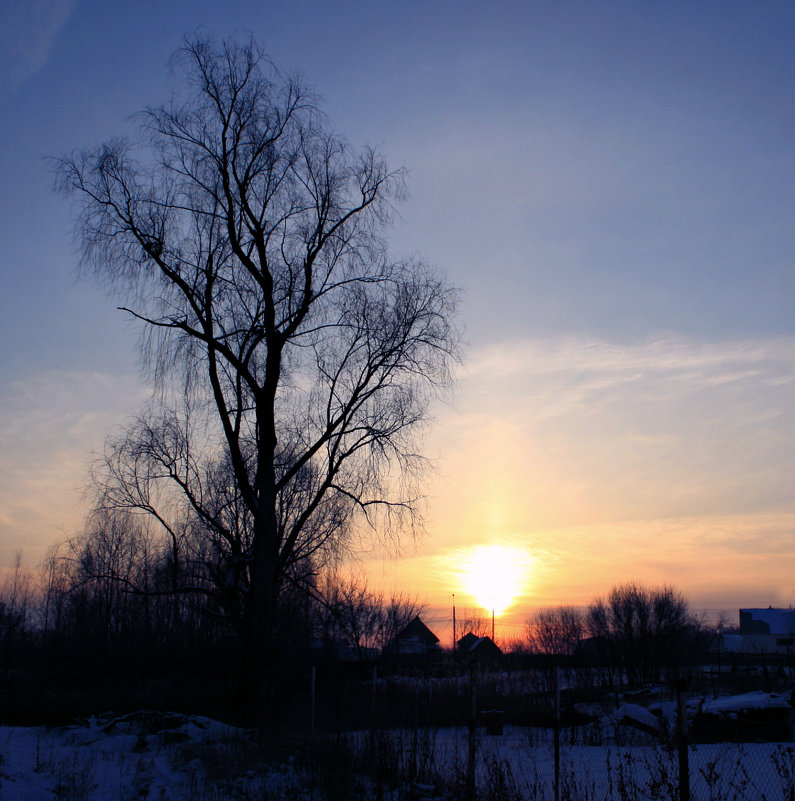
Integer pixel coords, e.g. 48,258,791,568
609,703,661,733
700,691,791,715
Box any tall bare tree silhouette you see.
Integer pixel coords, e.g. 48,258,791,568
56,34,459,714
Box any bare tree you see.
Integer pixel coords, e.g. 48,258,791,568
89,409,245,630
525,605,584,656
587,582,693,685
2,552,32,635
0,552,33,672
64,509,157,643
317,574,422,661
379,589,424,650
457,608,492,639
38,543,72,636
55,35,459,706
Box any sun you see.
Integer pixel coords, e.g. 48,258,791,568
458,544,532,615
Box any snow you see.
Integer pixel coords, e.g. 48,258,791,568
351,725,795,801
722,633,744,652
699,691,791,715
610,702,661,732
0,712,301,800
1,702,793,800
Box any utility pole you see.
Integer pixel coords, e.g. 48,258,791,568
453,593,457,654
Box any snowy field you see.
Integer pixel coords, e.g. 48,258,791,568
1,712,794,800
350,724,795,801
0,712,310,800
430,727,795,800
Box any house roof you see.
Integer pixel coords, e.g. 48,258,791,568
456,633,502,659
396,615,439,644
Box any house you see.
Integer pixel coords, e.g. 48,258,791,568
384,615,441,660
737,608,795,654
456,632,503,663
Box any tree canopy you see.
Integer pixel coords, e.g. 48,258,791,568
56,35,459,706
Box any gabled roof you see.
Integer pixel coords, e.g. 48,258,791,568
457,632,479,651
396,615,439,644
456,632,503,660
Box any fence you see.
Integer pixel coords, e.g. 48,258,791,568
347,727,795,801
300,660,795,800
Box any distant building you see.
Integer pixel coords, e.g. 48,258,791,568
738,608,795,654
308,637,379,663
384,615,441,660
456,632,503,663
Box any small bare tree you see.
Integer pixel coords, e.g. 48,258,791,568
38,543,72,636
65,509,156,643
0,552,33,671
457,608,493,639
55,34,459,707
525,605,584,656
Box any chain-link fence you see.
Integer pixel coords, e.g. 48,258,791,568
303,661,795,800
344,722,795,800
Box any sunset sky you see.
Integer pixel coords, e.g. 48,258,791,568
2,1,795,643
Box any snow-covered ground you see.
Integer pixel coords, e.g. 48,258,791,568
351,722,795,801
1,704,793,800
0,712,308,800
465,727,794,801
698,690,791,715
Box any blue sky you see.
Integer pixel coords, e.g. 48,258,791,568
2,1,795,627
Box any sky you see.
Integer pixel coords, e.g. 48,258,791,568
1,0,795,642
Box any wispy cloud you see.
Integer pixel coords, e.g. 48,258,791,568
0,369,147,565
436,336,795,515
0,0,77,92
392,334,795,615
465,336,795,383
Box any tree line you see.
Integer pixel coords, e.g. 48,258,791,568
0,531,424,722
3,533,710,675
0,518,720,724
2,531,422,659
524,582,712,685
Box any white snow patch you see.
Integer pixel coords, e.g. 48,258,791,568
0,712,302,800
700,691,791,715
610,702,661,732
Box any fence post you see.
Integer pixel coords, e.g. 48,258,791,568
310,665,316,736
372,664,378,715
677,682,690,801
554,664,561,801
467,664,477,799
413,681,419,781
369,664,377,753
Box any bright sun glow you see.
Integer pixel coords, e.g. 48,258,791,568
459,545,532,615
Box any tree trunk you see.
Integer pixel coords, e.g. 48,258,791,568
242,391,281,725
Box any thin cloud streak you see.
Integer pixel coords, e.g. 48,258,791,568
0,370,148,563
364,334,795,625
465,336,795,381
0,0,77,93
